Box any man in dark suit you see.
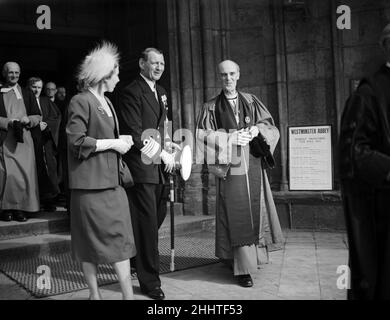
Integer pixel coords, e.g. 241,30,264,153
115,48,179,300
54,86,71,215
28,77,61,212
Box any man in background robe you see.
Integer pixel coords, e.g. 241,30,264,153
55,86,68,113
196,60,284,287
339,22,390,300
0,62,41,222
28,77,61,211
55,85,70,214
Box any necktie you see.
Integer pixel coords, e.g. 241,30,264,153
233,99,238,116
228,97,239,124
153,84,159,102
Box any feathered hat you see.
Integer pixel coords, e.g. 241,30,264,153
76,41,119,90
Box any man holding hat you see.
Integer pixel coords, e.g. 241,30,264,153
339,22,390,299
115,48,179,300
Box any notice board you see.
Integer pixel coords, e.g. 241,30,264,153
288,125,333,191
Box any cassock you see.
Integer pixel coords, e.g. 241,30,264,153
196,91,284,275
35,96,61,201
56,98,70,209
339,64,390,300
0,84,41,212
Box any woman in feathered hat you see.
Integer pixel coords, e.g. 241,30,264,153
66,41,136,300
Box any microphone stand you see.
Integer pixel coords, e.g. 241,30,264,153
167,143,177,272
169,171,175,272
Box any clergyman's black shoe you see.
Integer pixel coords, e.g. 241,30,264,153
236,274,253,287
14,211,27,222
1,211,13,222
141,287,165,300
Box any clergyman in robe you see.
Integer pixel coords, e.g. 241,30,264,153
28,77,61,211
0,62,41,222
339,22,390,300
196,60,284,288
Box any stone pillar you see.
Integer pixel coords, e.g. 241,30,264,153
167,0,229,216
272,0,289,191
330,0,344,189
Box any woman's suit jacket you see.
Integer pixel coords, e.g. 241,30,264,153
67,90,120,190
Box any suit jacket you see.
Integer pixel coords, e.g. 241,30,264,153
39,96,62,146
67,90,121,190
115,75,169,184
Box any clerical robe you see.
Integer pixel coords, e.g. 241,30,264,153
196,91,284,274
35,96,61,201
339,64,390,300
0,85,41,212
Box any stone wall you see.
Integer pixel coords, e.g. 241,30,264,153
167,0,390,229
223,0,390,229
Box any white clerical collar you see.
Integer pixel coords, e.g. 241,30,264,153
140,73,156,92
386,62,390,69
223,90,238,99
0,83,22,99
225,95,238,101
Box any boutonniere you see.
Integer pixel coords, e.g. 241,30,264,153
161,94,168,107
97,105,105,114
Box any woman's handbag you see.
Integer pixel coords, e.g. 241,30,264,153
119,158,134,188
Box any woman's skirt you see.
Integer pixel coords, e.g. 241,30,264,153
70,186,136,264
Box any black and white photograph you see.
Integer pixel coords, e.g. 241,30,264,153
0,0,389,308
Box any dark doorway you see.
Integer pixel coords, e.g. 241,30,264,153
0,0,170,97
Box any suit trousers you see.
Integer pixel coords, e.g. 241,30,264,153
127,183,168,291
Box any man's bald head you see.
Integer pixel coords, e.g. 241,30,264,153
2,62,21,86
218,60,240,73
218,60,240,93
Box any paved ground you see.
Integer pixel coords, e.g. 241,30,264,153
0,230,348,300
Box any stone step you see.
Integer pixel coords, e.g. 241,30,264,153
0,209,69,241
0,202,184,241
0,232,71,260
166,202,184,216
159,215,215,239
0,215,215,260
